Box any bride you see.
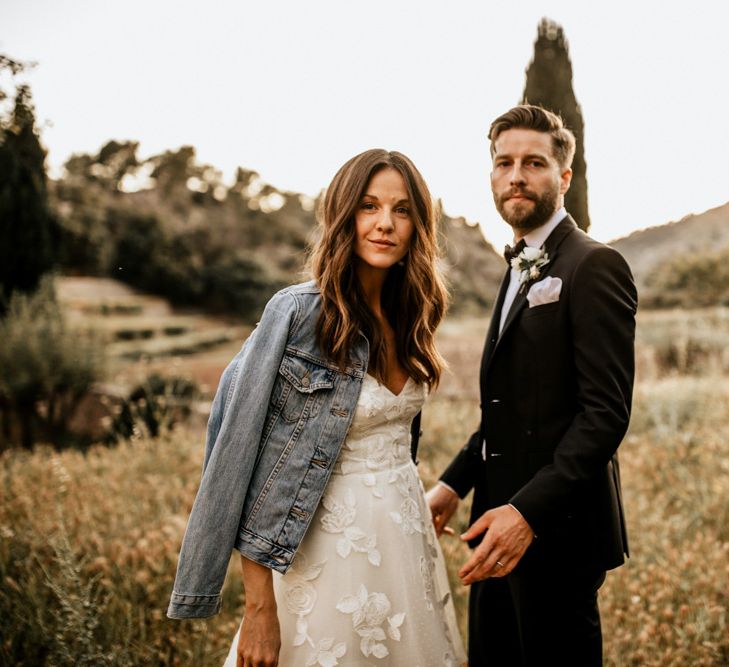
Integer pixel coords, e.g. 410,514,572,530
168,148,466,667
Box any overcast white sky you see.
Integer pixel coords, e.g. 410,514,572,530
3,0,728,249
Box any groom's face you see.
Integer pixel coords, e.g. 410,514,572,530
490,128,572,234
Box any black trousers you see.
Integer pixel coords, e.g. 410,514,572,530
468,568,606,666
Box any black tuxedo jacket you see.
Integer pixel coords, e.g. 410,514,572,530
441,215,638,575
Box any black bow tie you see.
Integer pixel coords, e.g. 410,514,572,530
503,239,526,264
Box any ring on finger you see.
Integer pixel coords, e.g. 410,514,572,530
496,560,504,568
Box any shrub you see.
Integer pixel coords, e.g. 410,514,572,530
0,279,105,450
109,374,198,441
643,247,729,308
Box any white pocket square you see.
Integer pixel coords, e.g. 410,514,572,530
527,276,562,308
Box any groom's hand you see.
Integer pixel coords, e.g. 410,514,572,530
458,505,534,584
426,482,459,537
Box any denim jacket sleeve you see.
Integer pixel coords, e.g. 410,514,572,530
167,289,298,619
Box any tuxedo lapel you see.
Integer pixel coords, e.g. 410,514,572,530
480,267,511,400
487,215,578,366
481,266,511,364
498,282,529,341
543,214,578,256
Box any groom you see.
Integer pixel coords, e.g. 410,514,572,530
428,105,637,665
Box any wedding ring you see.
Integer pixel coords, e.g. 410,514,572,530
496,560,504,568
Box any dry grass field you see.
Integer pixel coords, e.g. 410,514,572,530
1,305,728,665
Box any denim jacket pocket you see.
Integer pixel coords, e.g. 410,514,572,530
273,352,335,422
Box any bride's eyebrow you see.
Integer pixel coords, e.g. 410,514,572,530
360,194,411,205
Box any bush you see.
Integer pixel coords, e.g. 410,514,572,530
643,247,729,308
109,374,198,441
0,279,105,450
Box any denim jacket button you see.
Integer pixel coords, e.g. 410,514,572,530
301,376,310,387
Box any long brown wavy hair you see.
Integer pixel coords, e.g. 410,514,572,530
309,149,448,389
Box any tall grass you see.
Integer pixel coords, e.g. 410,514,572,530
0,434,242,665
2,311,728,665
598,377,729,666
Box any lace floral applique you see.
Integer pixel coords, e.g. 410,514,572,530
365,433,401,470
305,638,347,667
336,585,405,659
336,527,381,566
282,554,327,649
360,379,387,420
320,488,381,565
389,497,424,535
361,473,384,499
391,468,415,498
419,556,435,611
284,556,350,665
320,488,357,533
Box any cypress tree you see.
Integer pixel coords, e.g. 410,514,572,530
522,18,590,232
0,58,56,313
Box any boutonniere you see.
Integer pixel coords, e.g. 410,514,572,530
511,246,550,292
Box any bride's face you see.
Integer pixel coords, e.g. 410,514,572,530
353,167,414,274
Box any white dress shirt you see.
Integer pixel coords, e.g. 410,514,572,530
498,207,567,334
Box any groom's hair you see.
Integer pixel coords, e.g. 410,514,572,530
489,105,576,170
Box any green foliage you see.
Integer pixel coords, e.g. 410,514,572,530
642,246,729,308
53,143,307,321
52,138,502,321
0,279,105,449
110,374,198,441
0,56,57,312
36,521,114,666
522,19,591,232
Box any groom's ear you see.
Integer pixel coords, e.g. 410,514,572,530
559,168,573,195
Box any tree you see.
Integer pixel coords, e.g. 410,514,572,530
522,18,590,232
0,55,56,312
148,145,197,197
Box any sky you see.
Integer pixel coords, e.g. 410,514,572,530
2,0,728,250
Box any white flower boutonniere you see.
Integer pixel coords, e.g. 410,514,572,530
511,246,550,292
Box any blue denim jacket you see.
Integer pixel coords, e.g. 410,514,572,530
167,281,372,619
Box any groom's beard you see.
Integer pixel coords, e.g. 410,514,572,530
494,182,560,232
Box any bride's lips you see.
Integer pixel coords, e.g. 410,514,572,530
368,239,396,247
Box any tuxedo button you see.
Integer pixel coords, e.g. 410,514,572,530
490,399,501,404
489,453,502,458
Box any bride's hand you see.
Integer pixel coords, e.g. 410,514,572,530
237,606,281,667
426,482,459,537
238,556,281,666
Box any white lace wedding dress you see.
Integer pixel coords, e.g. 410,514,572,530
224,374,466,666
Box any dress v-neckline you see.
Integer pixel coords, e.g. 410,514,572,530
366,373,411,398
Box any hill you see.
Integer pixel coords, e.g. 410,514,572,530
610,201,729,290
440,210,504,313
